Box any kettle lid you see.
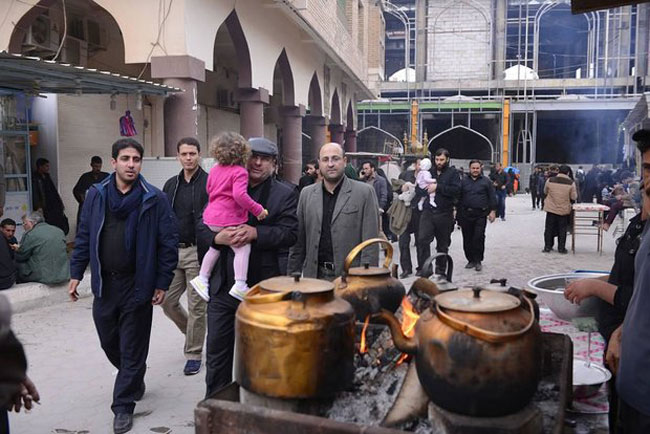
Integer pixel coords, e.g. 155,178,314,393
258,274,334,294
435,287,520,313
347,262,391,277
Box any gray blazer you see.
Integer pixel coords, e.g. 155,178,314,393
288,176,380,278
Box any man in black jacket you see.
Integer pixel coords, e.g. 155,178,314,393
162,137,209,376
32,158,69,234
197,137,298,397
417,148,461,276
457,160,496,272
489,162,508,220
72,156,109,228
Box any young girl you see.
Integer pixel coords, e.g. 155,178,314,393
416,158,437,211
190,132,268,302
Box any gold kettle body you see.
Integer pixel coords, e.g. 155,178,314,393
377,288,542,417
235,274,355,399
334,238,405,321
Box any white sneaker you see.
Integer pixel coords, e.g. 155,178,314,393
190,276,210,302
229,281,250,301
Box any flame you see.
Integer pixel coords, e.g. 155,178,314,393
396,296,420,366
359,315,370,354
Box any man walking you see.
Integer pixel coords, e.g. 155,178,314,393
198,137,298,397
162,137,208,376
68,139,178,434
289,143,379,281
360,161,388,214
542,165,576,254
490,162,508,221
457,160,496,272
397,158,421,278
73,156,109,228
32,158,68,234
298,160,318,192
416,148,460,277
529,167,540,209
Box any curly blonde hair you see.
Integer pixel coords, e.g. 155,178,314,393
210,132,251,166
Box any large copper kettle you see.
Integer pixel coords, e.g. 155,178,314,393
376,287,542,417
235,274,355,399
333,238,405,321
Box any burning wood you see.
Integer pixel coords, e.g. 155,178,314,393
359,315,370,354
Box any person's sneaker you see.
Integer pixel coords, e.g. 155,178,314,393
558,249,568,254
399,270,412,279
542,247,552,253
134,381,145,401
229,281,250,301
190,276,210,302
501,217,506,221
464,262,476,269
475,262,483,271
184,360,201,376
113,413,133,434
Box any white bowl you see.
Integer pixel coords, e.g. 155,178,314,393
526,273,608,321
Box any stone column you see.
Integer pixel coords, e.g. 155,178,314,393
151,55,206,156
415,0,428,82
344,129,357,153
280,105,305,184
494,0,507,81
304,115,327,160
237,88,269,139
329,124,345,145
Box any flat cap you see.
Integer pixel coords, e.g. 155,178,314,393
249,137,278,157
632,129,650,143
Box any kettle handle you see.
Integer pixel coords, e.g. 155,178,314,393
435,295,536,344
244,285,293,304
420,253,453,282
342,238,393,278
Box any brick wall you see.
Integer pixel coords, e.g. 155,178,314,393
426,0,492,81
367,2,385,89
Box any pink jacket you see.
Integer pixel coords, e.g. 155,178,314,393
202,164,265,227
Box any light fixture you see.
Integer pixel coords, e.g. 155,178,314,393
110,93,117,111
135,91,143,110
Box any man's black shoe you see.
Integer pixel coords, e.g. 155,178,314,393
113,413,133,434
399,271,412,279
134,381,145,401
558,249,568,254
542,247,551,253
475,262,482,271
464,262,475,269
184,359,201,376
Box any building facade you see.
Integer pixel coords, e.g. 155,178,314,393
0,0,384,236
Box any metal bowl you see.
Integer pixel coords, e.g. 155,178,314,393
572,358,612,399
526,273,608,321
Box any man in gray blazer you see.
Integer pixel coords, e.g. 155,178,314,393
288,143,379,280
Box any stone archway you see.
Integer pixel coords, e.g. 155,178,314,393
428,125,493,161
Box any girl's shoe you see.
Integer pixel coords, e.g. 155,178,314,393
190,276,210,302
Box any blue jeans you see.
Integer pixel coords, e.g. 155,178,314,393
496,189,507,219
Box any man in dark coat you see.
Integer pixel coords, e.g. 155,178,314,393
68,139,178,434
417,148,461,276
32,158,69,235
198,137,298,398
297,160,318,192
72,156,109,228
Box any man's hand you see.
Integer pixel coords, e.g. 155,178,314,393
501,185,506,190
606,325,623,375
10,243,18,251
564,279,595,304
213,226,241,246
488,211,496,223
68,279,80,302
9,376,40,413
427,183,437,194
151,289,165,305
231,225,257,248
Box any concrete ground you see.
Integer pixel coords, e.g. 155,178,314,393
9,194,619,433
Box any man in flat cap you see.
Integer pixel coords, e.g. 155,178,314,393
196,136,299,396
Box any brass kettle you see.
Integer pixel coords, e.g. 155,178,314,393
333,238,405,321
376,287,542,417
235,274,355,399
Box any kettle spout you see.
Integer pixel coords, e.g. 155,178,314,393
373,309,418,355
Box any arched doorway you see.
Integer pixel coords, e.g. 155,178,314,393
357,126,403,154
427,125,493,162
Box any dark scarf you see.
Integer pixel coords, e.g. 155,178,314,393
107,174,143,253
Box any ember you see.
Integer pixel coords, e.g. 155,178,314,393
396,297,419,366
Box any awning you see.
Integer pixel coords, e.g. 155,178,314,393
572,0,649,13
622,94,648,132
0,51,182,96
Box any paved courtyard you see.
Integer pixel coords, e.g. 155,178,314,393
9,194,620,433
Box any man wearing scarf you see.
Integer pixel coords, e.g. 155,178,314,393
68,139,178,434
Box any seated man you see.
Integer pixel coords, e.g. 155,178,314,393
0,229,16,290
1,219,18,246
15,212,69,285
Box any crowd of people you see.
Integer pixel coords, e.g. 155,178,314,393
0,129,648,433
